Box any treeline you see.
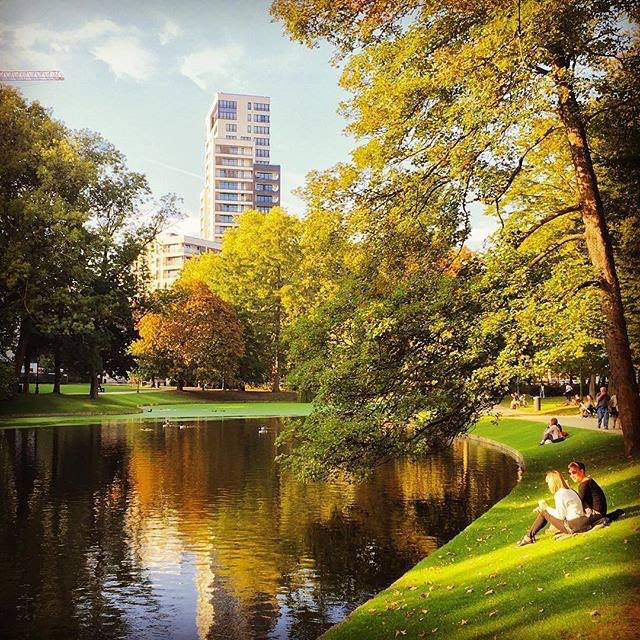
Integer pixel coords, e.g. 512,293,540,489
0,86,180,399
133,209,306,392
263,0,640,469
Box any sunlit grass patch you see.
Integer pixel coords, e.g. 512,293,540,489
323,418,639,639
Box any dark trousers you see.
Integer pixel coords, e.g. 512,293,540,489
529,510,568,537
529,511,589,538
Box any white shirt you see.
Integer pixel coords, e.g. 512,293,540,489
547,488,585,521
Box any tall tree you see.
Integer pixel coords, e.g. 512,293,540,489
0,88,180,399
181,207,303,392
271,0,640,456
131,282,244,389
0,86,93,391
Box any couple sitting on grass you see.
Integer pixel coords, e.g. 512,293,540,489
517,461,623,547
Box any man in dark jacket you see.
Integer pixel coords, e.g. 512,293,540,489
567,461,607,524
567,461,625,526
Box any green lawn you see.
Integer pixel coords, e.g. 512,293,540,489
324,418,639,639
0,401,313,428
0,389,301,419
500,396,580,416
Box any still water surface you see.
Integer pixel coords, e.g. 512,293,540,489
0,418,518,640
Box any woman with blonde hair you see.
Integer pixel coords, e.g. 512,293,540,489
517,470,590,546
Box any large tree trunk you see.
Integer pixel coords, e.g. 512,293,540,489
89,370,99,400
52,342,62,394
553,61,640,457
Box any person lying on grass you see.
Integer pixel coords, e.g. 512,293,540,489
567,460,624,526
517,470,590,546
539,418,567,445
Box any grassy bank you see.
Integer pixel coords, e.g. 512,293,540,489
324,418,639,639
0,389,301,421
0,401,313,428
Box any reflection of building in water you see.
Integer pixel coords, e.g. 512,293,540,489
119,423,518,639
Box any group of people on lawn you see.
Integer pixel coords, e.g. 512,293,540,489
517,461,622,546
578,387,619,429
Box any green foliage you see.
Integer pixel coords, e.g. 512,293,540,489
282,268,508,480
0,361,14,401
269,0,640,473
131,281,244,388
0,86,180,396
181,207,302,390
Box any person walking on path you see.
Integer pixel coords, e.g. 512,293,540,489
609,394,619,429
564,383,574,402
596,387,611,430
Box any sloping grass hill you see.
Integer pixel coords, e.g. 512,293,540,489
324,418,639,639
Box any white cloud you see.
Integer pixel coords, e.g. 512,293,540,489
1,18,121,71
159,18,183,45
92,36,156,81
12,19,121,55
180,45,246,91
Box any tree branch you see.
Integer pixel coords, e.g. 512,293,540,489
515,204,582,247
493,125,560,205
574,279,603,293
528,233,584,269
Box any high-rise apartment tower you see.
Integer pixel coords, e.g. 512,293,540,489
200,92,281,242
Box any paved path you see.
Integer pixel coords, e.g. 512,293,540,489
493,406,622,435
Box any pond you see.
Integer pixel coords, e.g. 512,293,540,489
0,418,519,640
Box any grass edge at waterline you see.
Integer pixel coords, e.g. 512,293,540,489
322,417,639,640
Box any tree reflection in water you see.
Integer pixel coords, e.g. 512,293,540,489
0,419,518,639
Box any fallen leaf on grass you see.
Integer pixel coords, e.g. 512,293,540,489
409,585,418,591
484,589,494,596
539,609,544,613
488,610,498,617
460,619,468,625
536,587,544,592
395,630,407,637
590,610,601,617
446,585,455,591
466,587,474,593
488,572,497,578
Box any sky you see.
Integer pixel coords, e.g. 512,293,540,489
0,0,496,247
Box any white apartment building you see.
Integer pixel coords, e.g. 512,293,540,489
200,92,282,243
142,233,220,291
